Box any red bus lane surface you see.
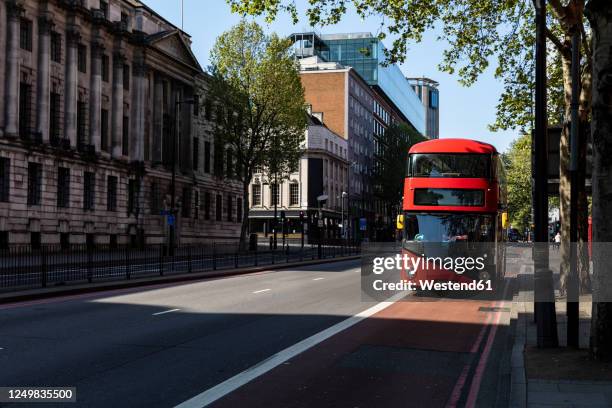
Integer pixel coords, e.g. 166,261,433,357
209,288,509,408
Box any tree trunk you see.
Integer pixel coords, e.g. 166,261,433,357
585,0,612,362
239,180,250,249
578,57,593,294
559,39,574,296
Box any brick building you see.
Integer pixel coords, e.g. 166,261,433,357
0,0,241,248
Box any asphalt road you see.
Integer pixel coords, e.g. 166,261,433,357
0,253,519,408
0,259,373,408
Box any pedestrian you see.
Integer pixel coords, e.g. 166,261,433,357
554,231,561,250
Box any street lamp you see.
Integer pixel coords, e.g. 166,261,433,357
168,97,195,255
339,191,348,241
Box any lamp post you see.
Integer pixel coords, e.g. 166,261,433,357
533,0,558,348
168,97,195,255
339,191,347,241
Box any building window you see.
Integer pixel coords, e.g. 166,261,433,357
270,184,279,206
101,109,109,152
31,232,41,250
19,82,33,137
20,18,32,51
150,181,161,215
214,140,224,177
127,179,138,216
109,234,117,249
84,171,95,211
290,183,299,206
193,137,199,171
77,101,87,148
60,232,70,250
252,184,261,206
102,54,110,82
0,158,10,202
216,194,222,221
121,11,130,27
49,92,61,142
194,189,199,219
204,191,211,220
0,231,8,250
182,187,192,218
227,194,233,222
226,149,233,178
27,162,42,206
122,116,129,156
107,175,117,211
204,141,211,173
78,44,87,73
57,167,70,208
99,0,109,18
51,32,62,63
237,197,243,223
123,65,130,90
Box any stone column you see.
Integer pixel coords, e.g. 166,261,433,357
3,1,24,138
152,76,164,164
111,52,124,158
64,28,80,148
89,40,104,152
36,15,53,143
131,60,147,162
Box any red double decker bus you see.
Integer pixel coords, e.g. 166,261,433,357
400,138,508,286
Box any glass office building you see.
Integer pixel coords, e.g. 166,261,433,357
291,32,425,134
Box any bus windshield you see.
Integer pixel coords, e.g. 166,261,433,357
409,153,491,178
404,213,494,242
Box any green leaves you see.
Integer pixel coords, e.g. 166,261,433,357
505,133,532,232
209,20,307,186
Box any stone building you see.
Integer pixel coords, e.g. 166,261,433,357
0,0,241,248
248,113,349,241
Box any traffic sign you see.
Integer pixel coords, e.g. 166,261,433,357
167,214,175,226
359,218,367,231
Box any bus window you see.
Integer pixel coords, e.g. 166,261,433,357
410,154,491,178
404,213,494,243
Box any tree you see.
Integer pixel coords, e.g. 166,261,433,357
372,123,425,239
585,0,612,362
505,134,532,234
209,21,307,246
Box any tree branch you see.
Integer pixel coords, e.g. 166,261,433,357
546,28,570,56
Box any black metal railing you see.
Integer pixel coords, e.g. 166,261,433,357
0,239,360,292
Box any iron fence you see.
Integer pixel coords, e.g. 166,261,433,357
0,239,360,292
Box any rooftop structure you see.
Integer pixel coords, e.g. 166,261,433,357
290,32,425,134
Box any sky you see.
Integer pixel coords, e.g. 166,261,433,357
143,0,520,153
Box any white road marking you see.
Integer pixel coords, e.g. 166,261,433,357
252,289,271,294
152,308,181,316
312,277,325,281
174,291,407,408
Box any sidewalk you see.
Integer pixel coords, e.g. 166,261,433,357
510,275,612,407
